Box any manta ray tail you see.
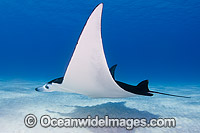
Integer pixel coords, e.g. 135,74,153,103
149,90,191,98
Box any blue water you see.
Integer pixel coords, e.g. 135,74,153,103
0,0,200,85
0,1,200,133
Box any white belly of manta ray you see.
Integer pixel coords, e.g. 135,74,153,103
35,3,190,99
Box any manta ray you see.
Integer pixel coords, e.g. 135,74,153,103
36,3,190,98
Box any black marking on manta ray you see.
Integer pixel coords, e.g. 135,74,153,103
109,64,152,96
48,77,64,84
116,80,153,96
109,64,191,98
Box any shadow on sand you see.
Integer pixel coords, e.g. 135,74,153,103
47,102,159,133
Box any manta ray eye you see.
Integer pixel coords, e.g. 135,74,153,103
45,85,49,89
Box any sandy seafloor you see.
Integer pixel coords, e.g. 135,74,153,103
0,80,199,133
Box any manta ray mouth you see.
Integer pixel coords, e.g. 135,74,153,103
35,87,45,92
35,87,41,92
35,85,49,92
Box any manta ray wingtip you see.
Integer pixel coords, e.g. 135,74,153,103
95,3,103,8
99,3,103,6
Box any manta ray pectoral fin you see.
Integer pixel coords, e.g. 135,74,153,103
109,64,117,80
61,3,134,98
